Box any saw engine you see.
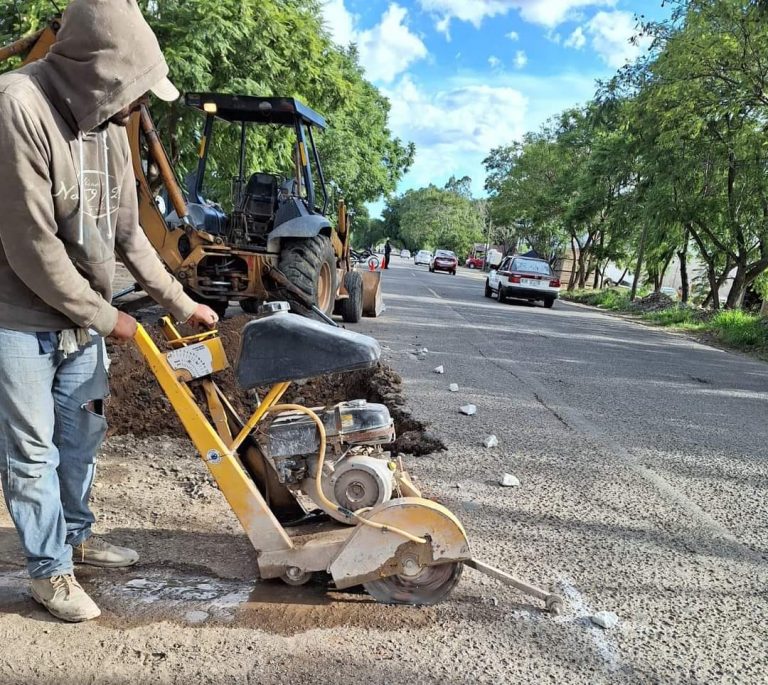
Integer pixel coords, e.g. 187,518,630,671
253,400,416,522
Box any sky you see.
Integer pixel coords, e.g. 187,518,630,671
320,0,671,217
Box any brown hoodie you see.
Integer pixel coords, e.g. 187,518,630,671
0,0,196,336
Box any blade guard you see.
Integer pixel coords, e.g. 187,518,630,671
329,497,471,589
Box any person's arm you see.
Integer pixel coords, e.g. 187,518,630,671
112,152,197,323
0,94,119,335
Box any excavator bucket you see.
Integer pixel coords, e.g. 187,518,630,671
362,270,384,317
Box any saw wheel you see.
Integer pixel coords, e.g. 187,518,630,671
363,557,464,606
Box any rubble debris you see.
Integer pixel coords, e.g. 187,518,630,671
107,315,446,456
590,611,620,630
434,365,445,374
500,473,520,487
459,404,477,416
483,435,498,448
449,383,459,392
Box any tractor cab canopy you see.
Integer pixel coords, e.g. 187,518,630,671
185,92,329,218
185,93,327,129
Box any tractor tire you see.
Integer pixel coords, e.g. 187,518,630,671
239,298,262,314
279,235,337,317
340,271,364,323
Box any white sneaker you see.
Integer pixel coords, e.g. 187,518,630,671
72,535,139,568
30,574,101,622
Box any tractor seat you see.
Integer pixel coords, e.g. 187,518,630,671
235,310,380,388
240,172,279,218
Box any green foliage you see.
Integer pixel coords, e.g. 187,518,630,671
709,310,767,348
565,288,632,310
0,0,413,215
382,181,485,256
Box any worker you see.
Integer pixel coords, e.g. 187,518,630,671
383,240,392,269
0,0,218,623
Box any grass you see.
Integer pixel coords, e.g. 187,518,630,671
563,288,768,355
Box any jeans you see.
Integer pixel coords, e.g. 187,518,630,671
0,329,109,578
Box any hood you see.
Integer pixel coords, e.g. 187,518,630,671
41,0,169,133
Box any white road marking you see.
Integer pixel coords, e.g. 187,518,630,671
426,287,442,299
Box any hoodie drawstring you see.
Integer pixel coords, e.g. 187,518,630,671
101,131,112,239
77,131,85,245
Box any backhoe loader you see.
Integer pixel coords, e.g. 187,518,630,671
0,19,384,322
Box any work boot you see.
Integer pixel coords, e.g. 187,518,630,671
72,535,139,568
30,574,101,622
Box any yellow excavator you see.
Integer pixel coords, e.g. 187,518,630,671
0,19,384,323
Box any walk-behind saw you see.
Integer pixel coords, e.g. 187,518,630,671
134,303,564,610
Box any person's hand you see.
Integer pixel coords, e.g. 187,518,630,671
187,303,220,329
109,311,138,343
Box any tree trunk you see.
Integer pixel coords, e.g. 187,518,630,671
630,224,648,301
725,261,747,309
567,241,578,291
678,230,689,303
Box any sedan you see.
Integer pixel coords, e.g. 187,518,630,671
465,256,485,269
414,250,432,265
485,256,560,308
430,249,458,275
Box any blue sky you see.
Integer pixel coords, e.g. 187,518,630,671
320,0,671,217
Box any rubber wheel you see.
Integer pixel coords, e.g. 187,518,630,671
484,280,492,298
495,285,505,304
468,264,475,269
239,298,261,314
279,235,337,317
363,561,463,606
340,270,364,323
544,297,555,309
429,267,434,273
451,270,456,276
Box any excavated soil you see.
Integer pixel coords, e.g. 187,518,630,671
107,315,444,455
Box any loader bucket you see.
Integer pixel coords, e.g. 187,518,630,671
361,270,384,317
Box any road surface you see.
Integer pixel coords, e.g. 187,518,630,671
0,257,765,684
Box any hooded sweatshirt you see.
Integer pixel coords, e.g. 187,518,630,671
0,0,196,336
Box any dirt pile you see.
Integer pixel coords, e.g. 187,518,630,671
629,291,675,313
107,315,443,455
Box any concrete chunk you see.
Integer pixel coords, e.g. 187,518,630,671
483,435,498,448
500,473,520,487
459,404,477,416
434,365,445,374
449,383,459,392
590,612,619,630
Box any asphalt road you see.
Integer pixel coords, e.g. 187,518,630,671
1,258,766,684
347,257,768,683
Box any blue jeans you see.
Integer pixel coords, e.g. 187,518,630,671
0,329,109,578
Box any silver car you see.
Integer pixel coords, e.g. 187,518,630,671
485,256,560,308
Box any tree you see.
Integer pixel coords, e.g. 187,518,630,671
0,0,414,216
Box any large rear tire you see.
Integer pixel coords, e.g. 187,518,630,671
340,271,364,323
279,235,337,317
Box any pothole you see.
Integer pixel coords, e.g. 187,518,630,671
107,315,444,455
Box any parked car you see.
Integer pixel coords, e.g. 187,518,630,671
430,249,458,275
400,249,411,259
465,255,485,269
414,250,432,266
485,255,560,308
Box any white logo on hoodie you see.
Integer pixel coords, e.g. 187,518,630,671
53,171,119,220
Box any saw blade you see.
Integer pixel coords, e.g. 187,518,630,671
363,562,463,605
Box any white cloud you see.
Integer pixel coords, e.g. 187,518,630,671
488,55,502,69
514,50,528,69
506,30,520,41
321,2,428,83
565,26,586,49
586,10,648,68
418,0,616,31
382,75,528,193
